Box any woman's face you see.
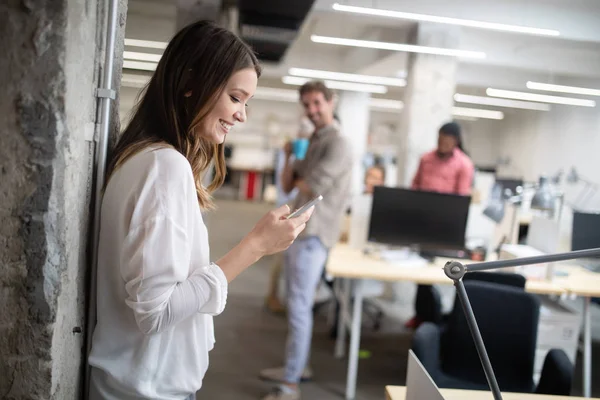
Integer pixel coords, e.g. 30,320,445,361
196,67,258,144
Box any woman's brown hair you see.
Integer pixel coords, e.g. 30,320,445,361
106,20,261,209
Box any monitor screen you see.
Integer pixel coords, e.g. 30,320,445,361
368,187,471,250
571,211,600,254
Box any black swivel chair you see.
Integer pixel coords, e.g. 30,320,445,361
415,272,526,326
412,280,573,396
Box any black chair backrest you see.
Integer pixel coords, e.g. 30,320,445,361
441,281,540,393
463,271,526,289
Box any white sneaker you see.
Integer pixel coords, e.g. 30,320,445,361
261,386,300,400
259,366,313,382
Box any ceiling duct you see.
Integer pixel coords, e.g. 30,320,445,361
176,0,222,28
237,0,316,62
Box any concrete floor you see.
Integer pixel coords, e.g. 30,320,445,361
198,198,600,400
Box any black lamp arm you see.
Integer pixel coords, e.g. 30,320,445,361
442,246,600,400
453,247,600,275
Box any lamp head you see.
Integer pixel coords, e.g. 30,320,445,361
483,201,505,223
567,167,579,184
531,176,555,212
551,169,563,185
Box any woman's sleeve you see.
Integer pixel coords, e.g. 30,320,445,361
120,215,228,335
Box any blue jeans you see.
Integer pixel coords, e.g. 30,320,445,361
283,236,329,383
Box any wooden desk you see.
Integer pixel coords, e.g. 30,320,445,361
326,245,568,294
385,385,600,400
327,244,600,399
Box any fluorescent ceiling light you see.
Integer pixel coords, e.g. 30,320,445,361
124,51,162,63
282,76,388,94
370,98,404,110
121,73,151,88
452,107,504,120
526,81,600,97
253,87,404,112
332,3,560,37
124,38,168,49
123,60,157,71
453,115,479,121
288,67,406,87
486,88,596,107
311,35,485,59
454,93,551,111
254,87,298,102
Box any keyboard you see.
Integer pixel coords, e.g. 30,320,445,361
419,248,472,261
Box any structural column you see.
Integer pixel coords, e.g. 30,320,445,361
396,23,460,186
337,90,371,196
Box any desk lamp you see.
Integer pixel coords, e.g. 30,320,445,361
443,246,600,400
531,175,565,221
484,176,564,227
567,167,599,210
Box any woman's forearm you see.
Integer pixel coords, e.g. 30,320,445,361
216,235,265,282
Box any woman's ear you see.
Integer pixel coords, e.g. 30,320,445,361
184,91,192,98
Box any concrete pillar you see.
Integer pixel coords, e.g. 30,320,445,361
396,23,459,186
0,0,127,398
337,91,371,196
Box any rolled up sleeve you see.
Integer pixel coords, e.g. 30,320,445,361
304,136,352,196
121,216,228,335
456,161,474,196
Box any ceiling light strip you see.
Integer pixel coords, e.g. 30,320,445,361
311,35,486,59
121,73,151,88
453,115,479,121
282,76,388,94
289,67,406,87
453,93,551,111
452,106,504,120
370,98,404,110
124,51,162,62
254,87,298,102
486,88,596,107
332,3,559,37
124,38,168,49
526,81,600,97
253,87,404,112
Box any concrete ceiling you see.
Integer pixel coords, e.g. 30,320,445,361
123,0,600,97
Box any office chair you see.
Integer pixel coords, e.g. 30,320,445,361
412,280,573,396
415,271,526,326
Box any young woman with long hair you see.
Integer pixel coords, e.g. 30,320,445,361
87,20,312,400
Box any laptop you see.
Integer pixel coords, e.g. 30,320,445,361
406,350,446,400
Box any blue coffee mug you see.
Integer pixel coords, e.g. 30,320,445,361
292,138,310,160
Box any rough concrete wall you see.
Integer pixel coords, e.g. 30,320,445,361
48,0,99,397
0,0,127,398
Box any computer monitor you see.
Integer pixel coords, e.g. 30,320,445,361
571,211,600,256
367,187,471,251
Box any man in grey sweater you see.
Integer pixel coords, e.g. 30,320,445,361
260,81,353,400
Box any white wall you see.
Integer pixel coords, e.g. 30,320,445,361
491,106,600,211
459,119,500,168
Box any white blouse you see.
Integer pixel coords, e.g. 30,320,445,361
88,146,228,400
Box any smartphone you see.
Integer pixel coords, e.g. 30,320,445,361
286,195,323,219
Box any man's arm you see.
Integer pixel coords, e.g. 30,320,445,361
456,161,474,195
302,136,352,196
411,159,423,190
281,157,296,194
